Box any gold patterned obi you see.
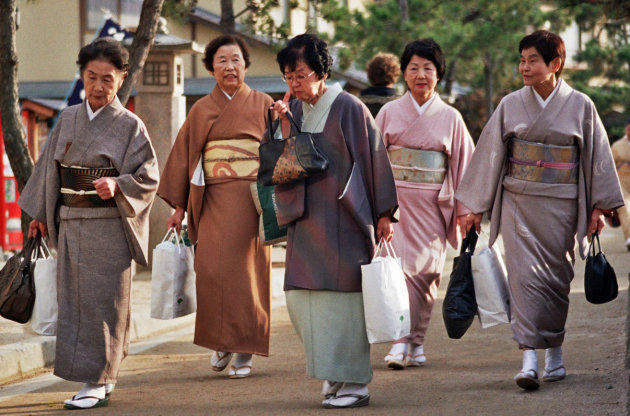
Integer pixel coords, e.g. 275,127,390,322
616,161,630,177
388,148,447,184
203,139,260,179
508,138,579,184
59,164,119,208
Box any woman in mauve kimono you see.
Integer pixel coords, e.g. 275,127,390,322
18,38,159,410
376,39,474,370
455,30,623,391
158,35,273,380
610,119,630,249
270,34,398,409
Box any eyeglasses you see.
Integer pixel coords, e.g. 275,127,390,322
282,71,315,84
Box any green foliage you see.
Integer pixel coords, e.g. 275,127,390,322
162,0,198,23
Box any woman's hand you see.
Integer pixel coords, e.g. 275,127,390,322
93,177,119,200
377,215,394,242
166,207,185,234
271,91,292,138
457,214,469,237
466,213,483,233
587,207,605,236
28,220,47,238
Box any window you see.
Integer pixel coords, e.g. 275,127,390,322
144,61,170,86
86,0,143,30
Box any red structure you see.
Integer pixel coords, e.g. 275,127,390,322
0,117,23,252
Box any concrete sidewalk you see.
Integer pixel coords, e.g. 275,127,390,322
0,246,287,385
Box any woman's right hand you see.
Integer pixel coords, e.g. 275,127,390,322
466,213,483,233
166,207,185,234
271,91,292,138
28,220,47,238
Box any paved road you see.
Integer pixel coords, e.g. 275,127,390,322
0,227,628,415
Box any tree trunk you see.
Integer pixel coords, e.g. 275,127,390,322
483,52,494,120
399,0,409,23
0,0,34,238
443,59,457,97
117,0,166,106
220,0,235,34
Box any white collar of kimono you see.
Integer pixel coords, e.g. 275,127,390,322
531,78,563,108
301,82,343,133
85,99,106,121
220,86,239,100
408,91,437,115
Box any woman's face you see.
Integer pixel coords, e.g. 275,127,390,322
404,55,438,105
519,46,559,87
82,59,126,112
211,44,247,95
283,61,326,105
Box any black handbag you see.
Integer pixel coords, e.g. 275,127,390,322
442,227,478,339
258,109,329,186
0,235,40,323
584,231,618,304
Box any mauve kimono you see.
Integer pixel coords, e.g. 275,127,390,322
611,136,630,240
376,92,474,345
158,84,273,356
18,97,159,384
274,85,398,383
455,80,623,349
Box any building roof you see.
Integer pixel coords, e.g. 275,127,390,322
122,33,204,54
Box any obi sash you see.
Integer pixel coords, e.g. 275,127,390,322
203,138,260,179
508,138,579,184
59,164,119,207
388,148,447,184
616,160,630,176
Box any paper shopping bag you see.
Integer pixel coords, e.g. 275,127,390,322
30,239,57,335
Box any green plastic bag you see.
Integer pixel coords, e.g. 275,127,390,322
250,182,288,245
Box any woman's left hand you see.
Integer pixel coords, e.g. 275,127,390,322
377,215,394,242
93,177,119,200
587,207,605,237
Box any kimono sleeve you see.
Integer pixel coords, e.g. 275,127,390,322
455,100,508,214
451,113,475,216
157,117,192,210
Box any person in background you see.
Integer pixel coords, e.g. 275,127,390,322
455,30,623,391
271,33,398,409
360,52,401,118
610,119,630,250
158,34,273,380
376,39,474,370
18,37,159,409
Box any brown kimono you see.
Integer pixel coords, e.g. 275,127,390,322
158,84,273,356
18,97,159,384
455,80,623,349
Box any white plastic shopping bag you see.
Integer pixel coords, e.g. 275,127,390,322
470,233,510,328
30,239,57,335
361,240,410,344
151,228,197,319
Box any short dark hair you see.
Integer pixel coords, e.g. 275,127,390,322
519,30,566,78
203,34,251,72
76,37,129,72
366,53,401,86
276,33,333,80
400,39,445,82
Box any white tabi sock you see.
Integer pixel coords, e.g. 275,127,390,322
385,342,408,361
521,349,538,374
64,383,105,407
545,346,563,371
233,353,252,368
325,382,368,407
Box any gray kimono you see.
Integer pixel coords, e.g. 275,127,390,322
18,97,159,383
455,80,623,349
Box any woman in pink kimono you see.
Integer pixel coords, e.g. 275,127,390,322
456,30,623,390
376,39,474,369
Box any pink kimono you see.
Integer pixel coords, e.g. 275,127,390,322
376,92,474,345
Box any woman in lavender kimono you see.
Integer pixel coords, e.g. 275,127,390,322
271,34,398,409
376,39,474,370
456,30,623,390
19,38,159,409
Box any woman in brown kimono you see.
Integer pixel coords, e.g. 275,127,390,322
158,35,273,379
456,30,623,391
271,34,398,409
19,37,159,409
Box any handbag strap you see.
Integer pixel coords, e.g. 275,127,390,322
460,227,478,255
266,108,302,141
589,230,602,256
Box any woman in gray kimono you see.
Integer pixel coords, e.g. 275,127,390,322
19,37,159,409
455,30,623,391
271,34,398,409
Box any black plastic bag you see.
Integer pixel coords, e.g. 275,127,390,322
443,227,478,339
584,231,618,304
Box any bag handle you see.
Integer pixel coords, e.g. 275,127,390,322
372,238,398,260
162,227,182,252
460,227,478,255
266,108,302,142
589,230,602,256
